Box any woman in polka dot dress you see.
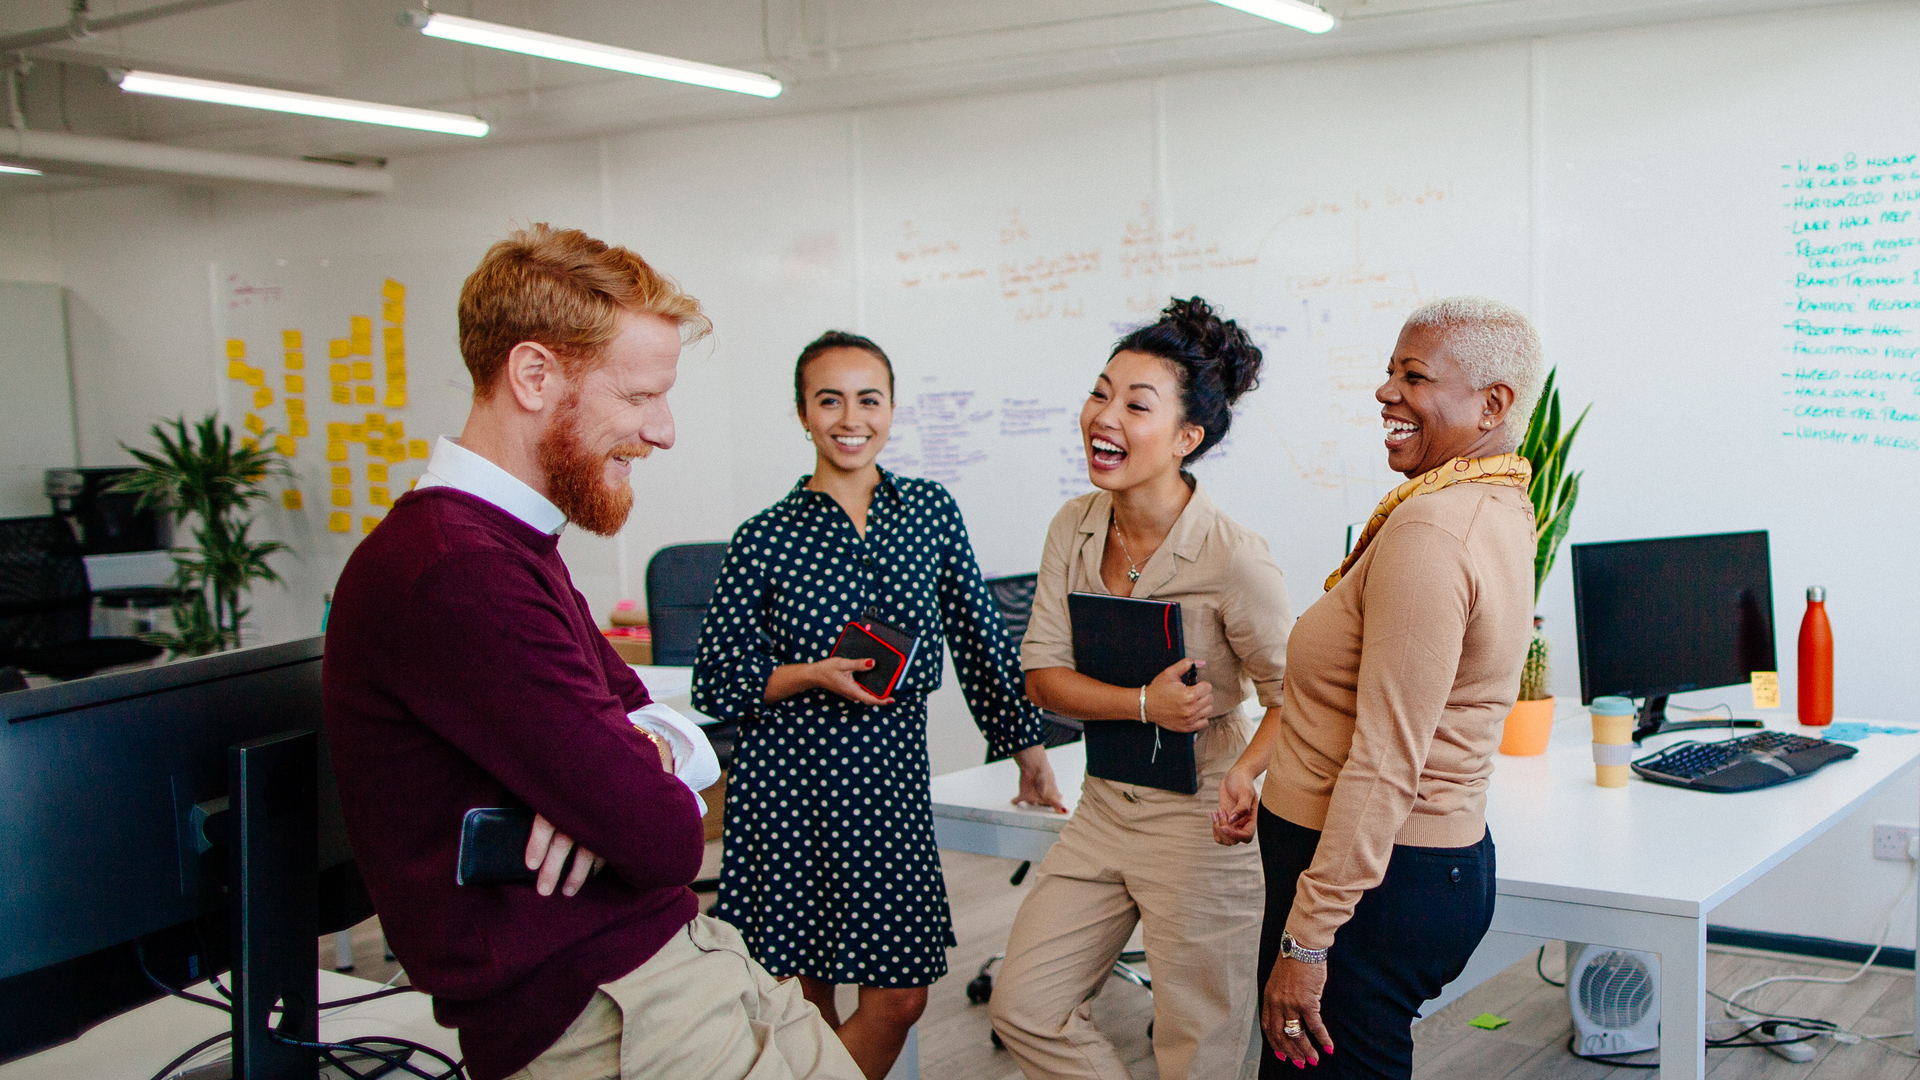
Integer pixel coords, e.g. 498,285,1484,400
693,331,1067,1080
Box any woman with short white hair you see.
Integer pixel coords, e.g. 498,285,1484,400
1212,296,1546,1078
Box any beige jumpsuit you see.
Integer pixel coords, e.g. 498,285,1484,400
989,482,1293,1080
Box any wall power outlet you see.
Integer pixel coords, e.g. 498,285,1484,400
1872,823,1917,862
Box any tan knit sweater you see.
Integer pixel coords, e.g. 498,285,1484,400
1262,482,1534,950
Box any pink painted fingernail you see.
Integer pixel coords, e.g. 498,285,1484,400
1274,1050,1285,1060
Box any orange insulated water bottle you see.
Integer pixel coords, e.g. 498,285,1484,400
1797,586,1832,727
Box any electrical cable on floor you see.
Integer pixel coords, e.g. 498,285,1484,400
1534,946,1565,987
1722,855,1916,1024
144,1032,231,1080
268,1031,463,1080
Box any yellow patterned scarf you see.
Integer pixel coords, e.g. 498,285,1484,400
1324,453,1532,592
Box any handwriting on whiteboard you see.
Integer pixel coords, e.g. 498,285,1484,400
1778,152,1920,452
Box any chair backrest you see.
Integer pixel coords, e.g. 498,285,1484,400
0,516,93,651
983,572,1082,747
644,542,730,667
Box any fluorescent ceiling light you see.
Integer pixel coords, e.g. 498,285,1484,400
115,70,490,137
1209,0,1338,34
402,11,783,99
0,163,44,175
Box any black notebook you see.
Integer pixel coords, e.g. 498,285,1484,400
1067,592,1199,795
829,608,919,699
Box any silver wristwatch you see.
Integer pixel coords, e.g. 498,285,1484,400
1279,930,1329,965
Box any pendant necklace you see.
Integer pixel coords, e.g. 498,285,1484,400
1110,517,1145,583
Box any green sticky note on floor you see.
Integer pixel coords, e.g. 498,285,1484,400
1468,1013,1510,1030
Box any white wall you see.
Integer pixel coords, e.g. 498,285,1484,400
2,1,1915,945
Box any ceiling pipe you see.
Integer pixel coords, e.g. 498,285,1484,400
0,0,250,54
0,127,393,193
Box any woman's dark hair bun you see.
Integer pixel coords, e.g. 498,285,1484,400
1110,296,1263,463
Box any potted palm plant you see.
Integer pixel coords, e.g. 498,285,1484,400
111,415,292,657
1499,369,1589,755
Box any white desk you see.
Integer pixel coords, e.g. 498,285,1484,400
929,711,1920,1080
0,969,458,1080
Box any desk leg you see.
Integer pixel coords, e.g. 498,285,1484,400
1491,896,1706,1080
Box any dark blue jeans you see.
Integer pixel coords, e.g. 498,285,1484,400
1256,807,1496,1079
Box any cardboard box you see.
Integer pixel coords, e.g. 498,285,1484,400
698,773,727,841
607,636,652,665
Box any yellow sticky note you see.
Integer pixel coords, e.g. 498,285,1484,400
386,367,406,385
383,326,403,351
329,363,349,383
382,301,404,324
275,435,296,457
241,437,257,451
253,387,273,409
350,317,372,355
290,418,309,437
409,439,429,459
409,479,417,491
282,330,302,350
329,339,350,359
281,489,303,510
227,359,249,380
328,512,351,533
351,361,373,381
327,423,347,441
285,398,306,417
331,488,353,507
226,339,246,359
365,413,386,428
384,443,406,464
355,385,376,404
346,424,366,442
283,350,304,369
384,389,407,408
1752,671,1780,710
243,367,266,388
243,413,264,435
387,420,404,439
284,375,304,393
361,515,380,535
331,467,352,485
367,438,388,458
369,486,391,507
367,463,388,483
381,278,405,302
326,441,347,462
331,384,351,404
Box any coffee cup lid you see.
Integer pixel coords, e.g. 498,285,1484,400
1590,696,1636,716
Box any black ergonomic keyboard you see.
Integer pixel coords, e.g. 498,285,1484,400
1631,730,1858,792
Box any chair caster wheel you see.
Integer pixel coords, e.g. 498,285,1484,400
966,973,994,1004
990,1028,1005,1050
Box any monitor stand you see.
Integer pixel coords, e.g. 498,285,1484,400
1631,695,1765,743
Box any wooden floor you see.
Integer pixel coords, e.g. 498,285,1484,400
321,846,1919,1080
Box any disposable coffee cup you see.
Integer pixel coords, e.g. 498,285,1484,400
1590,696,1636,788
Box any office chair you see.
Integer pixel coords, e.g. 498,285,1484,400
969,574,1151,1045
0,516,163,680
645,541,732,893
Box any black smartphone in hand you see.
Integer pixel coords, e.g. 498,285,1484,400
457,807,577,886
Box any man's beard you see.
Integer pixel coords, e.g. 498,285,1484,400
536,390,650,537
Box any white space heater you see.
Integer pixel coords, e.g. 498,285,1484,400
1566,943,1661,1056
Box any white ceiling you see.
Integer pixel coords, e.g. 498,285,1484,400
0,0,1879,176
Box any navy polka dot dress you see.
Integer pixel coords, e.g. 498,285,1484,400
692,469,1043,988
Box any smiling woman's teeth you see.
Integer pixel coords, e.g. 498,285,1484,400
832,435,869,449
1090,437,1127,465
1384,419,1419,446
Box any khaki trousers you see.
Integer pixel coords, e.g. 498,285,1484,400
988,767,1264,1080
504,915,863,1080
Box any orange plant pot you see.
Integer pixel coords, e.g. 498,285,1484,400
1499,696,1555,756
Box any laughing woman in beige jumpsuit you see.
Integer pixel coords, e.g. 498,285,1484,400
988,297,1294,1080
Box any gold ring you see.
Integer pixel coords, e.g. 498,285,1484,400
1282,1019,1304,1038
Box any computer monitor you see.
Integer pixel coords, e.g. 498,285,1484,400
0,636,369,1067
1571,531,1778,742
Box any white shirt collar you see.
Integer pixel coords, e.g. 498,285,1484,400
414,436,567,536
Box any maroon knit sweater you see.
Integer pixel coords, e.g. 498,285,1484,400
323,487,703,1080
